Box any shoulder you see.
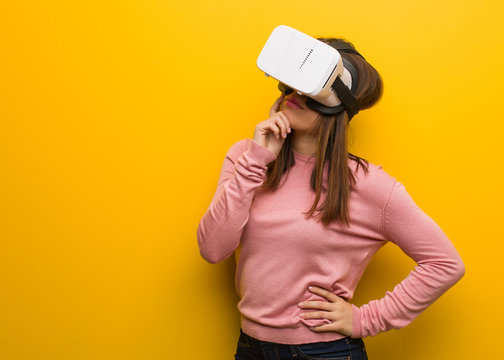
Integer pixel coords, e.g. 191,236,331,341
350,159,398,207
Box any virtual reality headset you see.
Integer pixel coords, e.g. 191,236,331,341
257,25,365,119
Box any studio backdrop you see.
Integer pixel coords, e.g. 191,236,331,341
1,1,503,359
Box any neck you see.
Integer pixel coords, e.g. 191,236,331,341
290,132,318,156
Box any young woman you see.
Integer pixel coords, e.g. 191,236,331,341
197,37,465,360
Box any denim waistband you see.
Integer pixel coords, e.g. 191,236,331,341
239,328,351,346
240,328,272,344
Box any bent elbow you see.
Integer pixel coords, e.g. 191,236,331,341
445,254,466,285
454,257,466,282
196,221,238,264
197,226,218,264
199,246,232,264
196,226,227,264
199,244,220,264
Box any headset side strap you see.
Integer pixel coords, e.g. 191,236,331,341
332,77,359,119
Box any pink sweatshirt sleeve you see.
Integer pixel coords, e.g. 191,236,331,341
351,180,466,338
197,139,277,264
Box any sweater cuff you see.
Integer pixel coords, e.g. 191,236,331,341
351,304,362,338
245,139,277,166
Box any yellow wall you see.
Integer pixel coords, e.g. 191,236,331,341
1,1,502,359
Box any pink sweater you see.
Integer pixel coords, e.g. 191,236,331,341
197,138,465,345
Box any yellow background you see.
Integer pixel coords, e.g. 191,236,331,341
1,1,502,359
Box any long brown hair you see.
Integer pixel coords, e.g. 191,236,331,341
261,38,384,227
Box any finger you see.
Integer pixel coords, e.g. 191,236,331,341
300,310,330,319
270,95,285,117
274,115,289,139
308,286,340,302
277,112,292,133
268,122,281,139
308,323,336,333
298,301,333,311
271,113,288,139
273,94,284,104
275,113,291,138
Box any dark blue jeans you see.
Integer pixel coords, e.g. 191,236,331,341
234,328,368,360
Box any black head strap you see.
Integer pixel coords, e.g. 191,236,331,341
326,40,366,60
305,57,360,118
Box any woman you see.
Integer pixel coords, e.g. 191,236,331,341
196,37,465,360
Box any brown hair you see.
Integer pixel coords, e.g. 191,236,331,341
260,38,384,227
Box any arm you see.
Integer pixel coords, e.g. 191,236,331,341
196,139,277,264
351,180,466,338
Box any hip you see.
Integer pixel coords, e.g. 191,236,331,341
234,328,368,360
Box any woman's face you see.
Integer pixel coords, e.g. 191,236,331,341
279,92,320,134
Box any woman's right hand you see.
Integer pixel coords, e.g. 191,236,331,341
253,94,292,157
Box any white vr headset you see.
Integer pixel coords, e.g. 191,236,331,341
257,25,365,119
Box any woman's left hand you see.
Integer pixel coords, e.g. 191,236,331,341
298,286,354,337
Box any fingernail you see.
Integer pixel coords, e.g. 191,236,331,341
308,286,314,290
298,302,304,307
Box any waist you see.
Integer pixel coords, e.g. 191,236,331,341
240,316,348,345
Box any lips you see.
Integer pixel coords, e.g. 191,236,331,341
286,97,303,109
